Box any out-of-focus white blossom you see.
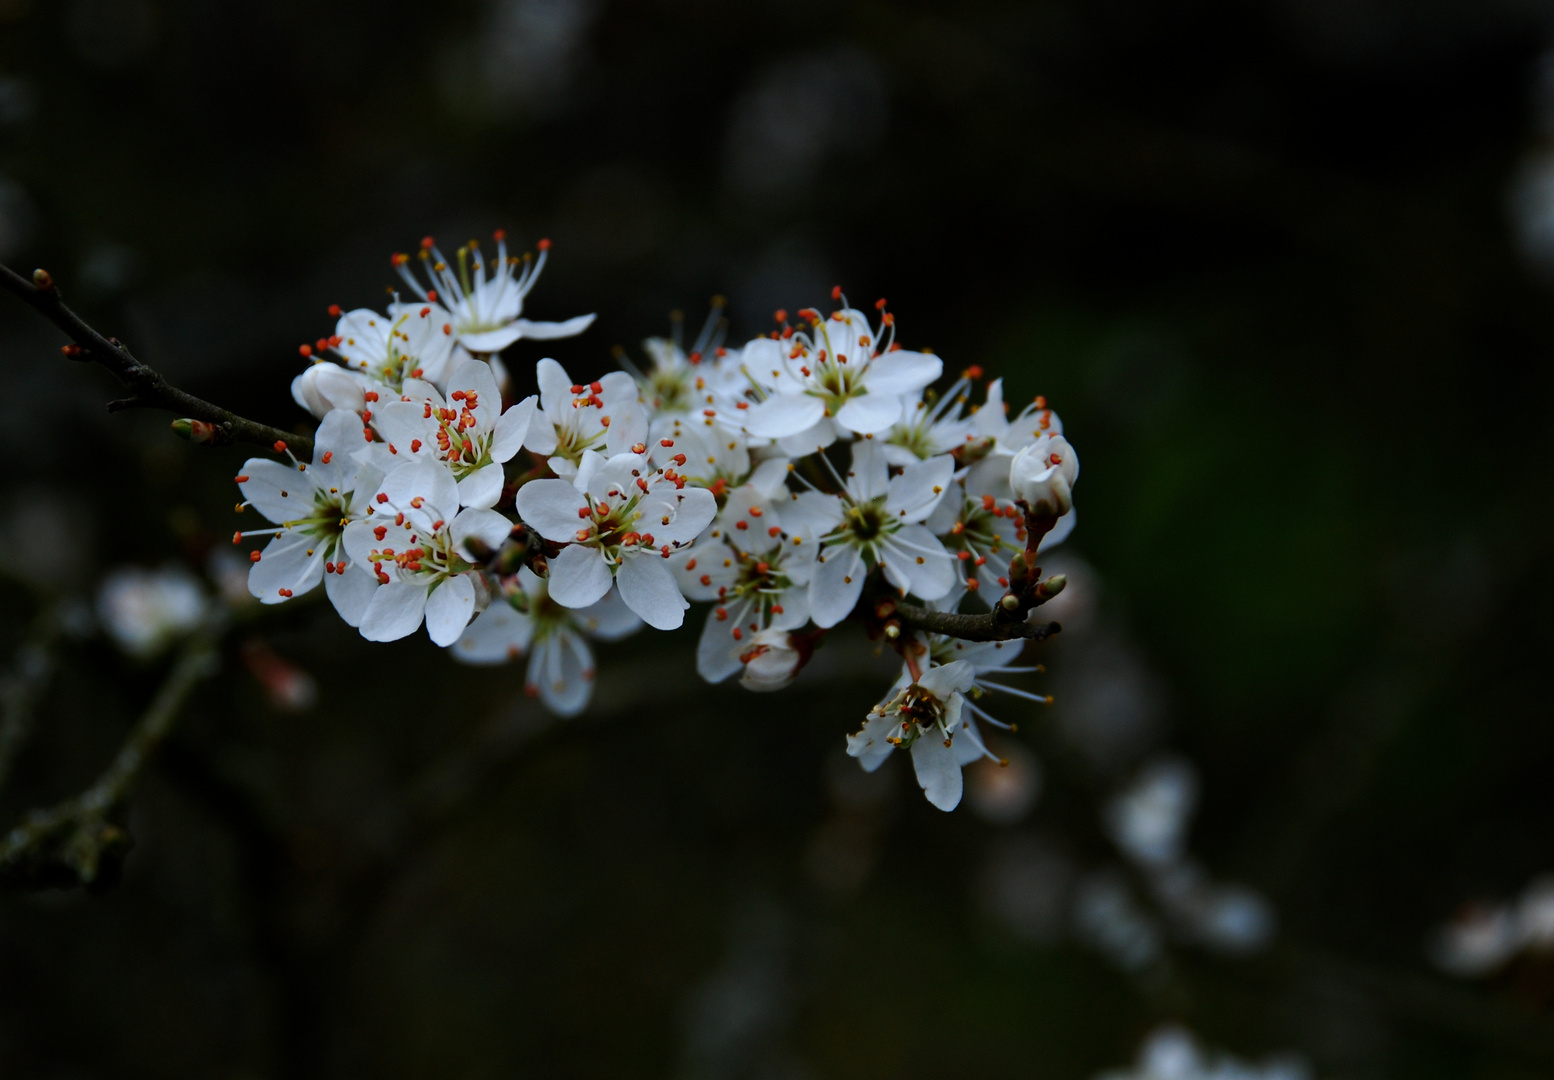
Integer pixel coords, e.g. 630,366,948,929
1094,1025,1312,1080
1106,757,1199,867
453,565,640,716
1429,873,1554,977
97,564,208,657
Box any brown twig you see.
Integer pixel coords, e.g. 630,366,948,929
891,601,1061,643
0,262,312,454
0,629,219,890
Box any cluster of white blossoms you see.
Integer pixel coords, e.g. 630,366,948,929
232,238,1080,810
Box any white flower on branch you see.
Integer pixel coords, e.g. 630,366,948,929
393,233,595,354
741,303,941,451
515,448,716,630
1009,434,1079,518
791,439,956,628
453,565,641,716
669,460,817,682
522,358,648,480
365,354,537,509
235,409,382,625
847,658,977,811
300,302,459,400
342,460,512,645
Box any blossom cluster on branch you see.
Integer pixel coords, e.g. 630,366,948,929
228,233,1081,811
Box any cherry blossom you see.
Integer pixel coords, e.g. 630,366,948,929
452,565,641,716
393,233,595,354
341,461,512,645
235,409,382,626
514,449,716,630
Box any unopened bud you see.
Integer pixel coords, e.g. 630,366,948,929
171,418,217,444
1037,574,1067,600
463,536,495,562
1009,437,1078,518
999,593,1021,614
739,627,810,693
31,268,53,290
1008,552,1030,583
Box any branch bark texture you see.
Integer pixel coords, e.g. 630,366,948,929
0,262,311,454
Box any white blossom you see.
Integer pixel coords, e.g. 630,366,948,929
522,358,649,479
792,439,956,628
452,565,641,716
741,305,941,451
737,627,806,692
302,302,458,397
393,233,594,354
514,449,716,630
97,563,207,657
366,354,537,508
1009,435,1079,517
670,459,817,682
847,658,977,811
236,409,382,626
341,460,511,645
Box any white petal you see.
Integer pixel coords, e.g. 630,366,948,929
456,463,505,509
808,544,865,628
424,574,476,646
546,543,614,609
695,603,745,683
886,454,956,523
239,460,312,524
324,560,378,627
514,478,588,541
381,460,460,528
882,524,955,601
509,313,596,341
616,553,689,631
917,659,975,698
444,353,501,415
846,711,899,773
527,630,594,717
375,403,434,462
247,532,325,603
535,357,573,413
865,350,943,395
776,417,838,456
911,731,964,811
360,580,428,642
743,393,826,439
574,585,643,642
450,507,512,558
491,395,538,462
452,600,534,665
845,439,890,503
835,392,903,435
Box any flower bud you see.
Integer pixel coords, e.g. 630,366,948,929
739,628,806,693
1009,436,1079,517
290,362,366,419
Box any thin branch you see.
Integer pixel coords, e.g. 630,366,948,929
0,262,312,454
891,601,1061,643
0,603,68,796
0,629,219,890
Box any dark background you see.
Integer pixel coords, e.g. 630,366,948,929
1,0,1552,1076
